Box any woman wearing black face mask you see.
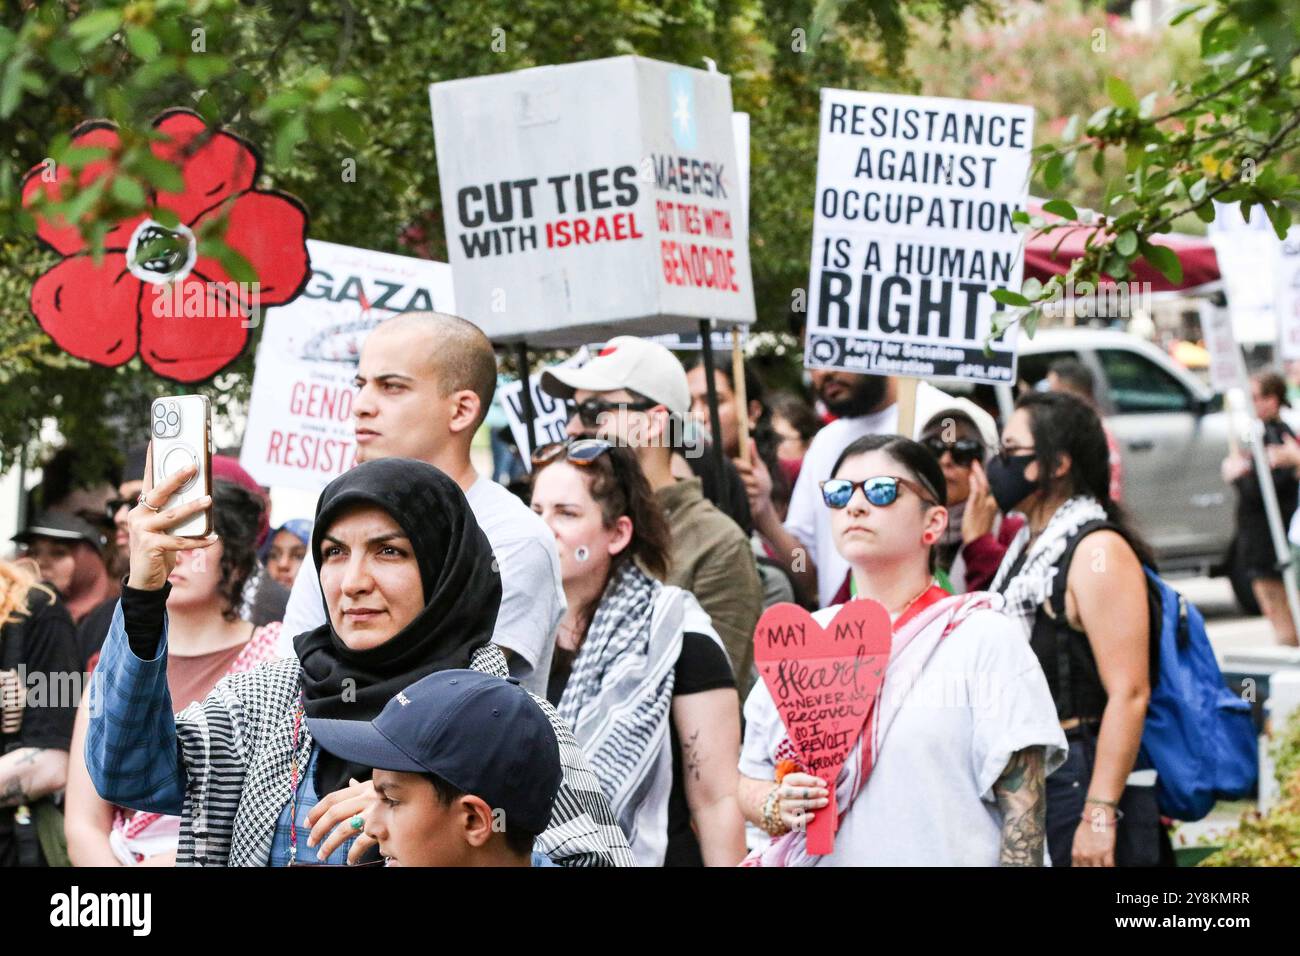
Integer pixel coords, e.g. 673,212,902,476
988,392,1166,868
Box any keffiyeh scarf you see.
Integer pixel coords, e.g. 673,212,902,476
556,562,684,867
988,495,1108,639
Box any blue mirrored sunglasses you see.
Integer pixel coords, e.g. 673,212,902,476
819,475,938,509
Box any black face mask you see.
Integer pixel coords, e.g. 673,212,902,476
986,452,1039,513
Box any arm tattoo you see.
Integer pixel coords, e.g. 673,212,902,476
0,748,42,807
683,729,702,783
993,746,1046,867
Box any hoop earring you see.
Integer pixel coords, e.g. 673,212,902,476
575,545,590,563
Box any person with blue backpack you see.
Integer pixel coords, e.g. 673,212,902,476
988,391,1165,867
988,391,1257,866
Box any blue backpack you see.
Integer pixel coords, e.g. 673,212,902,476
1049,521,1257,821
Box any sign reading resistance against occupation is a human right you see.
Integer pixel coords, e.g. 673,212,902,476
803,90,1034,385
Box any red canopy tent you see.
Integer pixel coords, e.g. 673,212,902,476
1021,200,1221,292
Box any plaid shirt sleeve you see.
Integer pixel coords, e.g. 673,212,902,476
84,600,187,815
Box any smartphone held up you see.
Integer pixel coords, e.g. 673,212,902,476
149,395,214,537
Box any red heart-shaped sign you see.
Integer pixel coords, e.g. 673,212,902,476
754,600,892,855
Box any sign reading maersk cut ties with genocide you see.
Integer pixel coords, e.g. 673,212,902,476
804,90,1034,385
430,55,755,346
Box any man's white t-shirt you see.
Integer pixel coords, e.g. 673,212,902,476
280,475,565,697
739,606,1066,866
784,381,961,607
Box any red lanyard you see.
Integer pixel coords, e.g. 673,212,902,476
891,584,949,633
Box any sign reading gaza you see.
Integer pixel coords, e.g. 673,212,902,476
804,90,1034,385
240,240,455,492
430,55,755,346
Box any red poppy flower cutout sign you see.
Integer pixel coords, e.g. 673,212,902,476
22,108,310,383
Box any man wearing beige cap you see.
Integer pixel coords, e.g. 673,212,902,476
542,336,763,690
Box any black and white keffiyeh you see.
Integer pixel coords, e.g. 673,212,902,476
556,562,684,867
989,495,1108,638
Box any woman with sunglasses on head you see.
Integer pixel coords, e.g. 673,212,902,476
530,439,748,867
738,434,1065,866
988,391,1163,867
84,454,633,867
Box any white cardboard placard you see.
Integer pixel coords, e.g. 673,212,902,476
240,240,455,491
803,89,1034,385
430,56,755,347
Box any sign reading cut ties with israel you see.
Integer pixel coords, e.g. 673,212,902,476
430,55,755,347
804,89,1034,385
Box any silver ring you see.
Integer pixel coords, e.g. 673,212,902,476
137,492,162,513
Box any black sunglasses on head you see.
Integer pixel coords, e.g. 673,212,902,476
531,438,615,468
565,396,658,428
921,437,985,467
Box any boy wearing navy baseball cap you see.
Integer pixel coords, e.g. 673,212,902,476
307,670,562,867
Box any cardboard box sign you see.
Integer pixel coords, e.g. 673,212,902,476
430,56,756,347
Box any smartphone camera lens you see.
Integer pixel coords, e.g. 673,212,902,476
153,404,165,419
153,422,166,437
166,411,179,428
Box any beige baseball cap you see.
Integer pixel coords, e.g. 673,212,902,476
540,336,691,418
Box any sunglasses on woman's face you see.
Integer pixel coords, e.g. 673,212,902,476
565,396,657,429
531,438,615,468
819,475,938,509
921,437,985,467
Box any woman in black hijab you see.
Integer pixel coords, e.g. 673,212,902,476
85,456,633,866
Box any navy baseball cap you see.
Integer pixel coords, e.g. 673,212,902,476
307,670,562,835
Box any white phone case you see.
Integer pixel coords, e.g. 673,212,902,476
150,395,213,537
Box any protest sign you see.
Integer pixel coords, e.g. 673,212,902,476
1209,201,1280,345
501,348,589,465
1202,303,1245,394
430,56,755,347
753,600,892,855
1276,228,1300,361
240,240,455,491
803,90,1034,385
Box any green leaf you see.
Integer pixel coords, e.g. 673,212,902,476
184,55,230,85
46,39,82,74
1266,203,1292,240
1105,76,1139,112
1116,231,1138,256
1141,241,1183,284
68,9,123,52
1194,203,1217,223
991,289,1032,307
125,25,162,61
132,155,185,194
1168,3,1205,26
1041,153,1065,190
1042,198,1078,220
110,176,147,208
